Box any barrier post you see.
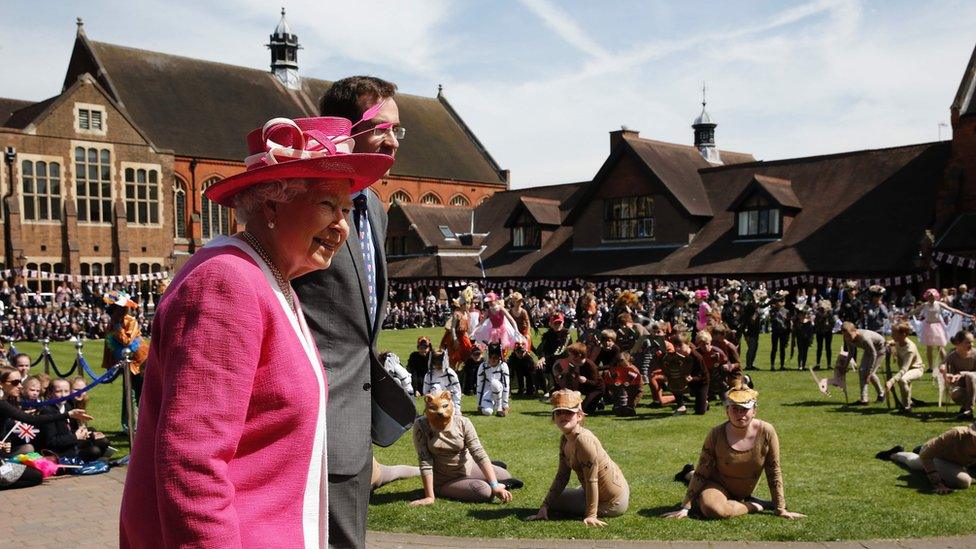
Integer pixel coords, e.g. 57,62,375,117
41,338,51,375
122,348,136,447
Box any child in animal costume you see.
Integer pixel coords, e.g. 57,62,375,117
422,348,462,412
477,342,511,417
101,290,149,373
410,389,521,505
442,287,475,367
602,353,643,416
379,351,414,396
876,421,976,493
526,390,630,526
471,292,525,354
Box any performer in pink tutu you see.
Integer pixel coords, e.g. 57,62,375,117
695,289,712,333
119,115,393,547
911,289,973,373
471,292,525,353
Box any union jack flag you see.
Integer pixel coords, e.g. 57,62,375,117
14,422,39,443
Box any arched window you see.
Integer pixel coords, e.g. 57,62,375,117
173,178,187,238
389,190,411,205
201,177,230,240
420,193,441,205
449,194,470,207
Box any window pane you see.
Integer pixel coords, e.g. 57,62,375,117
126,204,135,222
23,198,35,220
150,204,158,224
39,200,48,219
51,177,59,196
92,110,102,129
23,176,33,195
76,163,85,180
88,148,97,163
100,149,110,163
770,209,780,234
138,202,147,223
52,198,61,220
758,209,768,234
88,165,98,181
149,171,157,184
125,168,134,182
126,185,135,199
102,200,112,222
75,147,85,161
748,211,758,235
137,185,146,200
21,160,32,176
79,109,89,129
101,165,110,180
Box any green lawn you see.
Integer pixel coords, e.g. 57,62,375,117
18,331,975,541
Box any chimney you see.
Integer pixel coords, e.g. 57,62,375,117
610,126,638,151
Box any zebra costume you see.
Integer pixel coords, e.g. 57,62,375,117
477,360,511,416
423,349,463,410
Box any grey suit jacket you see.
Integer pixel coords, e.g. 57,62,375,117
294,189,413,475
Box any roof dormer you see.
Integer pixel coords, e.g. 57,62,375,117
727,175,801,240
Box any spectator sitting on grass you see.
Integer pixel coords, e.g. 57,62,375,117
20,375,43,407
407,336,431,398
39,378,109,460
553,343,603,415
1,367,92,458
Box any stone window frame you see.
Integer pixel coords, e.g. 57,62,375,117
173,176,188,241
389,189,412,205
74,102,108,137
24,258,64,295
201,177,231,240
71,141,115,226
79,259,116,277
121,161,164,227
449,194,470,207
603,195,655,241
18,153,64,225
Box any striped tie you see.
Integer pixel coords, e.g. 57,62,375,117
354,193,377,329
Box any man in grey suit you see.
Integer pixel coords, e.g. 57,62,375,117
294,76,414,548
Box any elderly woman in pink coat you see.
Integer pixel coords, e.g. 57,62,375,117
120,116,393,548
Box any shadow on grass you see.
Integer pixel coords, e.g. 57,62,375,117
467,507,536,520
895,472,938,493
783,400,845,408
370,488,424,505
637,505,681,518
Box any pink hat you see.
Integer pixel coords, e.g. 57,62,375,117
204,116,394,207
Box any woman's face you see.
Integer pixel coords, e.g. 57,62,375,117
726,404,756,428
271,181,353,278
553,409,583,432
51,380,71,400
23,379,41,400
2,373,22,399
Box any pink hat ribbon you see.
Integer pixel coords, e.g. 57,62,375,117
244,117,354,171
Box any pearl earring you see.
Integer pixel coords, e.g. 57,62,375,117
268,221,275,229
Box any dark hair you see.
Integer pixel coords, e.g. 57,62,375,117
11,353,30,364
319,76,398,121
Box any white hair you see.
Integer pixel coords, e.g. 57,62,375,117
232,178,350,225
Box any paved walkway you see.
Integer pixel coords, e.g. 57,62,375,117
3,468,973,549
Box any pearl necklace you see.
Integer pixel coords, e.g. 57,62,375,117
239,231,296,314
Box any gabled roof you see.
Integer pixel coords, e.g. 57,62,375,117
0,97,35,127
953,42,976,116
391,142,949,279
63,33,506,184
3,96,57,129
395,203,474,248
565,134,755,223
727,175,801,211
504,196,562,227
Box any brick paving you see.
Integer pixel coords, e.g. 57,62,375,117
2,467,972,549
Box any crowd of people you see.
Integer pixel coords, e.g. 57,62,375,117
0,278,158,342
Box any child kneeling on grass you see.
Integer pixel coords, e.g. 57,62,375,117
876,421,976,494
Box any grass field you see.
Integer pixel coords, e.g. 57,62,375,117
17,330,976,541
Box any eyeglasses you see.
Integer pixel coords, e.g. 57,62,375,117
4,378,21,385
372,125,406,140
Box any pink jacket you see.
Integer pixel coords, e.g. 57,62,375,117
120,238,328,548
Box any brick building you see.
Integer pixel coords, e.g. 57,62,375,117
0,12,507,291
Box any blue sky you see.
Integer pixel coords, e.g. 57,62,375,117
1,0,974,187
